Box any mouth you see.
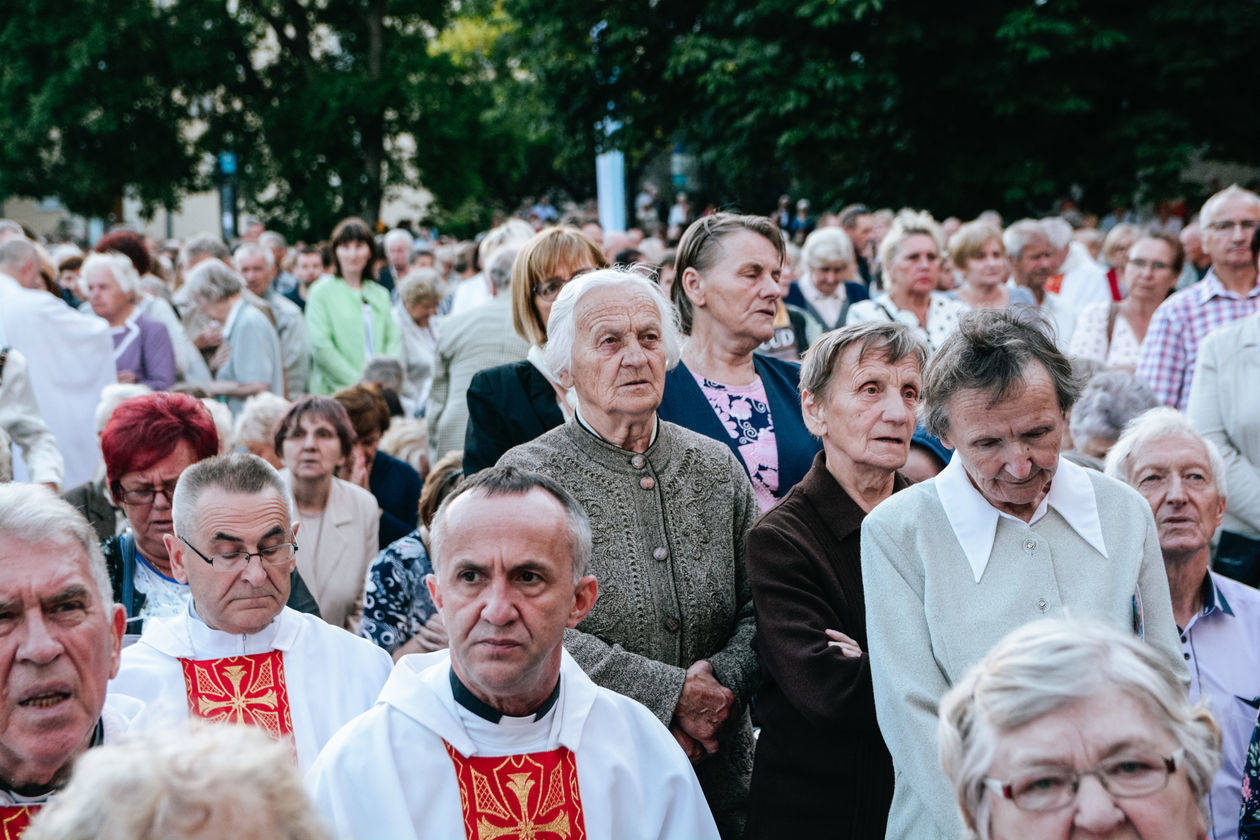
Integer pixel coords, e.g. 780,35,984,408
19,690,71,709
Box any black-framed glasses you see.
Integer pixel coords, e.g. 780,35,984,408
983,748,1183,812
532,267,595,302
178,536,298,571
117,481,179,505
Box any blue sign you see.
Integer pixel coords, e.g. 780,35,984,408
219,152,237,175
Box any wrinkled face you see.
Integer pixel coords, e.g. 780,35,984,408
0,536,123,788
386,237,411,271
685,230,782,346
810,260,849,296
167,488,295,636
1013,236,1057,289
1202,196,1260,271
941,362,1065,521
116,440,200,571
335,239,371,277
803,345,921,476
1123,239,1179,303
1127,435,1225,562
985,688,1203,840
235,252,276,297
887,234,941,297
965,238,1009,289
428,490,596,715
84,264,131,322
294,253,324,283
561,286,668,430
280,414,343,482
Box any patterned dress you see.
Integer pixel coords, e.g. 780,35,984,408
359,529,437,654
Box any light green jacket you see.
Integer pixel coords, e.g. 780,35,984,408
305,276,401,395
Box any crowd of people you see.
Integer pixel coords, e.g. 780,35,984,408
0,182,1259,839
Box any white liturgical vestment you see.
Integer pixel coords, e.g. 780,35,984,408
307,649,720,840
107,605,391,770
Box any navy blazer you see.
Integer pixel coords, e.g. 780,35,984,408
369,451,423,547
464,360,565,475
658,354,820,499
784,280,870,331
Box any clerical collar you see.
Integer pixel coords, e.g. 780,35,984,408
449,668,560,724
0,719,102,802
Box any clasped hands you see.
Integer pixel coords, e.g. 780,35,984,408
670,660,734,763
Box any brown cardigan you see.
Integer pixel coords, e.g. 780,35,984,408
744,451,903,839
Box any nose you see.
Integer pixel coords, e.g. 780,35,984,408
622,337,648,368
480,577,518,626
239,554,269,587
151,485,174,510
1071,774,1126,832
880,389,912,426
1002,443,1035,480
1164,473,1188,505
17,610,64,665
760,272,783,300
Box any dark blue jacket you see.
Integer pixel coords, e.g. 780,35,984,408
464,360,565,476
784,281,870,331
369,451,423,547
658,354,820,500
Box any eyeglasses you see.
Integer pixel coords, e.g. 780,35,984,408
1206,219,1260,233
178,536,298,571
984,748,1183,812
533,268,594,302
117,481,179,505
1127,258,1171,272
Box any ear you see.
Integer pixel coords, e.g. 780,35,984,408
1213,491,1228,531
556,367,574,389
426,572,443,613
801,390,826,439
680,266,705,307
568,575,598,628
107,604,126,679
164,533,191,584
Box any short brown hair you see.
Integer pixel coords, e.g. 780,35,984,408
329,217,377,280
948,221,1004,271
273,396,356,459
800,322,928,404
332,384,391,441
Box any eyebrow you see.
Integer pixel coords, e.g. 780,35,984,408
210,525,287,544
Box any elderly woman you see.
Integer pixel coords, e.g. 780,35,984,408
663,213,820,510
183,259,285,415
1103,222,1143,299
1065,370,1157,468
860,308,1185,838
393,267,446,415
498,268,760,838
939,619,1219,840
784,227,870,331
333,383,422,547
847,210,970,350
81,253,176,390
232,391,292,469
948,221,1037,312
275,396,378,629
306,217,401,395
745,322,927,839
462,226,607,474
1071,233,1184,369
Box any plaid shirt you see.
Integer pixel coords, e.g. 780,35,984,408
1136,270,1260,411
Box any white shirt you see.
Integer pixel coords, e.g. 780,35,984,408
797,275,848,328
935,454,1109,582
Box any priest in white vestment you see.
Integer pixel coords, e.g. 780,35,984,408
308,466,719,840
107,453,392,770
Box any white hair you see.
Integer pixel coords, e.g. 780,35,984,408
878,209,944,271
543,267,683,381
1042,216,1074,250
79,252,141,298
233,392,292,449
1104,406,1228,498
94,383,154,434
383,228,414,250
200,398,235,454
1001,219,1049,261
0,484,113,604
801,226,855,269
1199,184,1260,229
184,259,244,303
233,241,274,269
939,618,1220,840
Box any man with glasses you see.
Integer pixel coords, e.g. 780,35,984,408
1138,184,1260,410
107,453,391,769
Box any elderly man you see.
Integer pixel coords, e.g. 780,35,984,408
259,230,298,295
1138,185,1260,410
108,453,391,769
1106,408,1260,840
234,243,311,397
1002,218,1076,347
1043,215,1110,319
0,487,129,836
377,228,414,295
309,466,719,839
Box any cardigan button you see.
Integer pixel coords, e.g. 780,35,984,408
630,454,647,469
1036,598,1048,613
1023,539,1037,551
664,617,681,632
640,476,656,491
653,547,669,562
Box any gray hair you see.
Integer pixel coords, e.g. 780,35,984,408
477,219,535,266
94,383,153,434
1042,216,1074,250
486,246,519,293
383,228,414,250
361,355,404,394
171,453,293,540
185,259,245,304
232,393,292,450
79,252,141,299
1001,219,1049,262
0,237,38,272
877,210,945,272
1068,371,1157,454
178,234,230,270
398,267,446,307
800,227,855,270
430,465,593,585
923,309,1081,440
24,723,329,840
939,618,1220,840
1200,184,1260,229
233,242,274,269
258,231,287,251
543,267,683,381
799,321,928,405
200,398,235,454
0,484,113,605
1105,407,1228,499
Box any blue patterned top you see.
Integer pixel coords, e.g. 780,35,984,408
359,528,437,654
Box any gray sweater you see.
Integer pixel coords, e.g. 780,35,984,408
861,465,1185,839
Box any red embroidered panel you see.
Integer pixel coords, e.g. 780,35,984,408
179,650,294,740
0,805,38,840
444,742,587,840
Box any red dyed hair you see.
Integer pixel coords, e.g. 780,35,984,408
102,392,220,495
94,230,152,276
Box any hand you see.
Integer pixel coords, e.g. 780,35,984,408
670,724,704,764
673,660,734,754
346,448,370,489
208,341,231,373
116,369,138,384
194,324,223,350
825,628,863,658
414,612,448,651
